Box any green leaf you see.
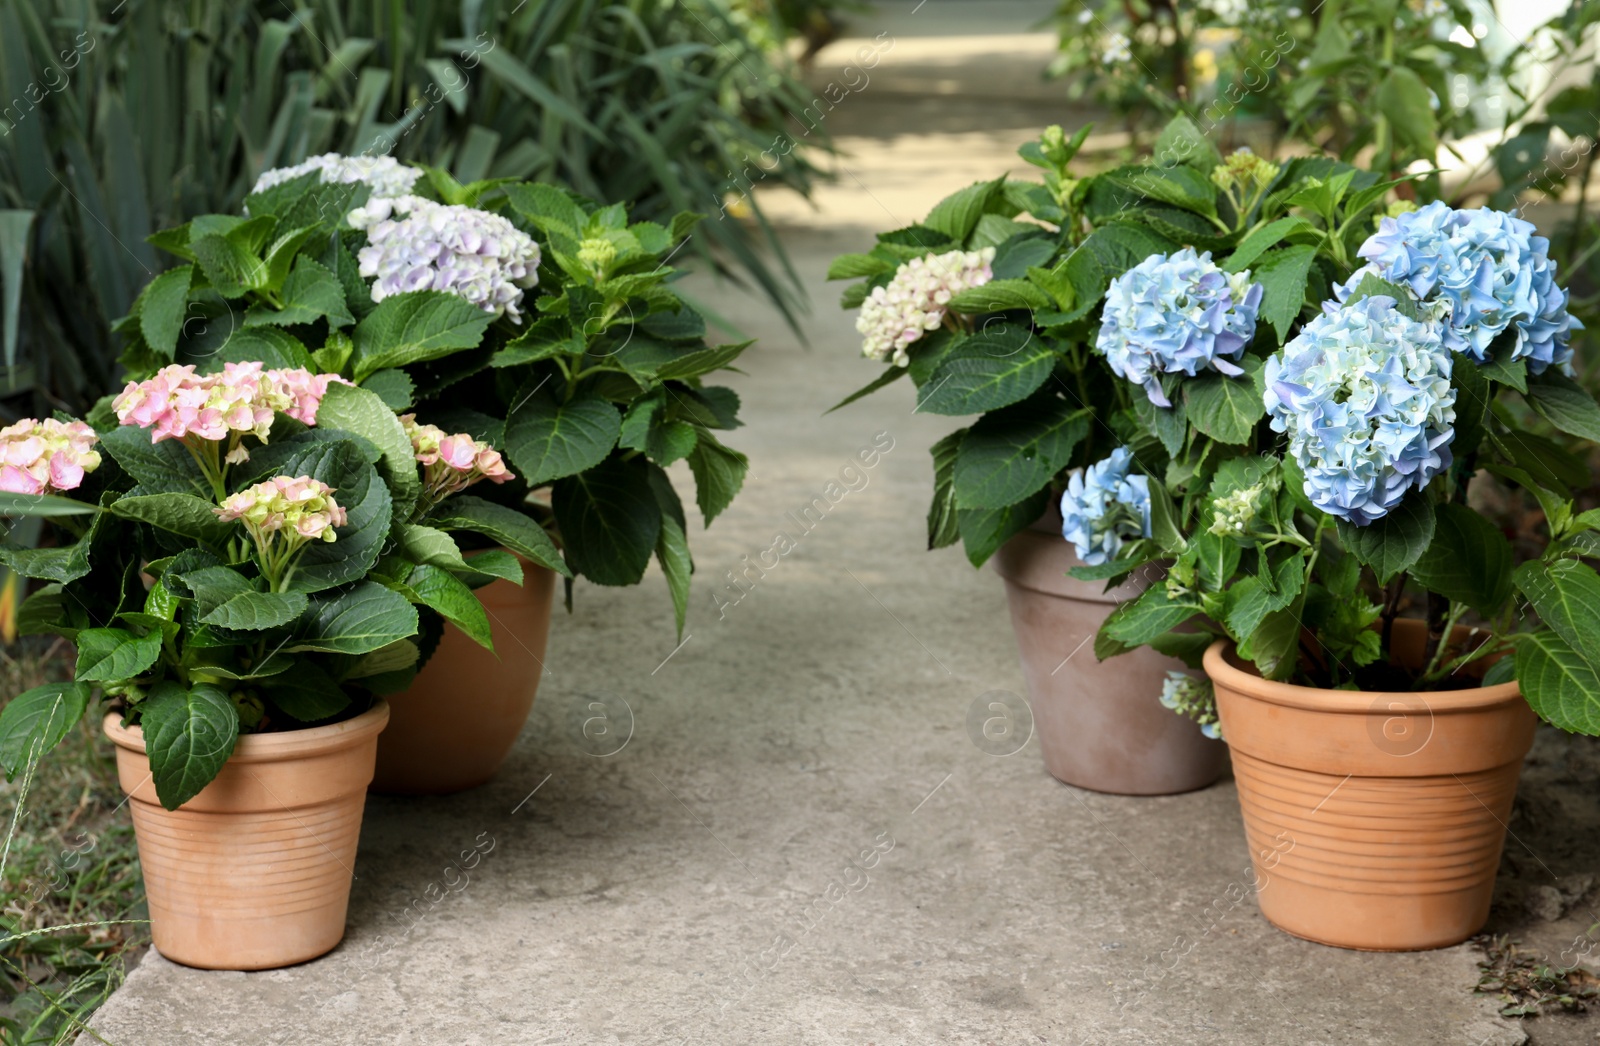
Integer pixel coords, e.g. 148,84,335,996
345,640,421,681
1224,557,1306,637
0,210,35,370
1222,218,1312,274
426,495,569,577
1253,244,1319,341
1133,395,1187,458
289,581,420,655
311,382,419,522
191,234,267,297
74,627,162,683
98,426,209,496
918,329,1055,416
1192,530,1240,592
957,490,1048,568
0,493,99,517
0,682,92,779
246,257,354,330
553,456,662,586
1514,558,1600,669
945,280,1053,314
1516,630,1600,735
653,342,749,383
1478,347,1527,394
1375,66,1439,160
360,368,416,411
924,178,1004,242
401,563,493,650
827,368,906,414
504,392,622,487
1183,357,1266,445
1525,370,1600,443
953,402,1091,510
1147,478,1186,554
927,430,965,550
826,253,895,280
656,512,693,639
110,493,233,546
1411,502,1514,616
1152,115,1223,171
261,661,352,723
1104,586,1202,646
138,265,194,358
1337,494,1436,583
141,682,240,810
1243,602,1304,681
686,431,748,526
270,440,393,593
350,291,495,381
200,590,309,631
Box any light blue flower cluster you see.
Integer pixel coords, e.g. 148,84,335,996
1160,672,1221,740
1060,447,1151,565
1264,295,1456,526
1337,201,1581,373
1095,247,1264,407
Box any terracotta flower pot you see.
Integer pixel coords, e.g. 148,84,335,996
369,563,555,795
104,700,389,971
1206,620,1536,951
990,515,1227,795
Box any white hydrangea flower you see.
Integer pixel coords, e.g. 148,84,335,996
250,153,422,201
856,247,996,367
351,196,543,323
1102,32,1133,64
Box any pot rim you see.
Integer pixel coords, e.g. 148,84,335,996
1203,638,1522,715
103,699,390,764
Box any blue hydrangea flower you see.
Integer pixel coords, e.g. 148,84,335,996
1264,295,1456,526
1095,247,1264,407
1336,201,1582,373
1060,447,1151,565
1160,671,1221,740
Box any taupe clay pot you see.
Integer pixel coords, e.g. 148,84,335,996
1206,620,1536,951
104,700,389,971
990,514,1227,795
370,563,555,795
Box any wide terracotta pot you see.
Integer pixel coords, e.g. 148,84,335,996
104,700,389,971
370,562,555,795
1206,620,1536,951
990,515,1227,795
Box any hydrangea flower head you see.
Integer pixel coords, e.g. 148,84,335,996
0,419,102,495
1059,447,1151,565
350,196,542,322
401,415,515,509
1264,295,1456,525
250,154,422,201
1160,672,1221,740
1095,247,1263,406
1337,201,1581,373
216,475,348,543
1210,148,1279,195
112,364,348,451
856,248,995,367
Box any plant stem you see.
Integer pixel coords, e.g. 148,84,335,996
1419,600,1468,686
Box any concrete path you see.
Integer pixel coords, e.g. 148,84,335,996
84,13,1549,1046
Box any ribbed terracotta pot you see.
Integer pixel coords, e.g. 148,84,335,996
370,562,555,795
104,700,389,971
1206,620,1536,951
991,514,1227,795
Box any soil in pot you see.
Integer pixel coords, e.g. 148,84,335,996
1206,621,1536,951
370,563,555,795
991,512,1227,796
104,700,389,971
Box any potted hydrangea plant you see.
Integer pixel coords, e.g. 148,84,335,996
1084,178,1600,949
828,120,1389,794
0,361,433,970
115,155,754,793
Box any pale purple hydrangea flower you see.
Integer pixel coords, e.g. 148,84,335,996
1264,295,1456,526
249,153,422,201
1059,447,1151,565
1095,248,1263,407
1336,201,1581,373
856,248,996,367
350,196,542,322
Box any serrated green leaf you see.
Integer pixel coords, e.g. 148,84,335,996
1337,494,1435,583
0,682,93,779
504,392,622,486
349,291,494,381
140,682,239,810
289,581,419,655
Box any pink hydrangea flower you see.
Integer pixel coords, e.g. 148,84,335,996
215,475,348,543
401,415,514,510
112,363,349,462
0,418,102,495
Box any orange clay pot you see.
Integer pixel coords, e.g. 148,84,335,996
104,700,389,971
991,514,1227,795
1206,620,1536,951
369,563,555,795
